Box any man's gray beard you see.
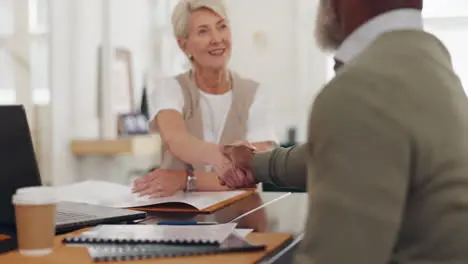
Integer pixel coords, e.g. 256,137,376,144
314,0,345,52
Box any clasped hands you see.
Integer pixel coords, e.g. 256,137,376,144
217,141,257,188
131,141,256,198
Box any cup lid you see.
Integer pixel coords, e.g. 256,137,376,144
12,186,57,205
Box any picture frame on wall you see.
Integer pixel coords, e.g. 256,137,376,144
97,46,135,110
97,46,136,138
111,47,135,113
117,112,149,136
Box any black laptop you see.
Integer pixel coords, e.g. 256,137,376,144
0,105,146,234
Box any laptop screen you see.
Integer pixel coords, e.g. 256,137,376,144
0,105,42,226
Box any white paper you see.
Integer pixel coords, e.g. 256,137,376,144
55,180,246,210
79,223,237,244
67,227,253,248
234,228,254,238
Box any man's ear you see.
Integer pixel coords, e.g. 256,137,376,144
330,0,341,22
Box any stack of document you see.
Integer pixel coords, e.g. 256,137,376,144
54,180,247,211
62,223,264,261
63,223,238,245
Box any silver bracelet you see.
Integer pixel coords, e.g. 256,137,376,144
185,164,196,192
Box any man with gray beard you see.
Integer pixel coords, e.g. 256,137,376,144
219,0,468,263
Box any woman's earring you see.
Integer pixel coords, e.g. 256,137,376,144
187,54,194,61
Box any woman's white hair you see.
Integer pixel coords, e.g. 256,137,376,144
172,0,229,40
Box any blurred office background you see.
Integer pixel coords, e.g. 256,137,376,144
0,0,467,187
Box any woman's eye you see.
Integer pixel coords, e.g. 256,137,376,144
198,29,208,35
218,24,227,30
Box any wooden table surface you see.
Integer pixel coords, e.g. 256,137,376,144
0,228,292,264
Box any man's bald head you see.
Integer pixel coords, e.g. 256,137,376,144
315,0,423,51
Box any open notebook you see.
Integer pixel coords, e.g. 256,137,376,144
55,180,248,212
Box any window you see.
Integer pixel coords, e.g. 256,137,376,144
0,47,14,103
326,56,335,81
424,1,468,95
0,0,49,105
29,0,48,34
30,0,50,105
0,0,13,35
324,7,468,92
152,0,190,77
31,36,49,104
423,0,468,19
425,21,468,95
0,0,14,104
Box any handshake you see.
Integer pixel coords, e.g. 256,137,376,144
216,142,258,188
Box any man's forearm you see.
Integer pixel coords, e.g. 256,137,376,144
251,144,307,189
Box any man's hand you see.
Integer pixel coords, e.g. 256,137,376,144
219,142,256,188
132,170,186,198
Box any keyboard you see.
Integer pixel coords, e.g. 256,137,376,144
56,210,99,224
53,202,146,234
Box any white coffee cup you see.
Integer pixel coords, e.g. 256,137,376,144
12,186,57,256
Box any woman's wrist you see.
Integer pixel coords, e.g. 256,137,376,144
176,170,188,191
204,144,224,165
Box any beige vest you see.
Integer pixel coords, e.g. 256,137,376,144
159,71,259,171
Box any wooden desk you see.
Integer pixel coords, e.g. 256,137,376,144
0,229,292,264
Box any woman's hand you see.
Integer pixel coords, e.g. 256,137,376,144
132,170,186,198
211,151,234,176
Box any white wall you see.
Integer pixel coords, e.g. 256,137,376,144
49,0,328,184
228,0,302,142
72,0,102,138
227,0,327,142
110,0,153,107
48,0,78,185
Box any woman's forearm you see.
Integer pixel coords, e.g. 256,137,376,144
194,171,230,191
166,133,222,165
154,111,223,166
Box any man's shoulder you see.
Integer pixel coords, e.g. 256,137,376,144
327,52,414,98
323,65,376,97
314,65,398,123
343,30,453,85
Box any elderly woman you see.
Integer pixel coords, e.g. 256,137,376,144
132,0,277,197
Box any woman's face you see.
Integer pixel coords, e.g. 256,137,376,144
182,8,231,70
